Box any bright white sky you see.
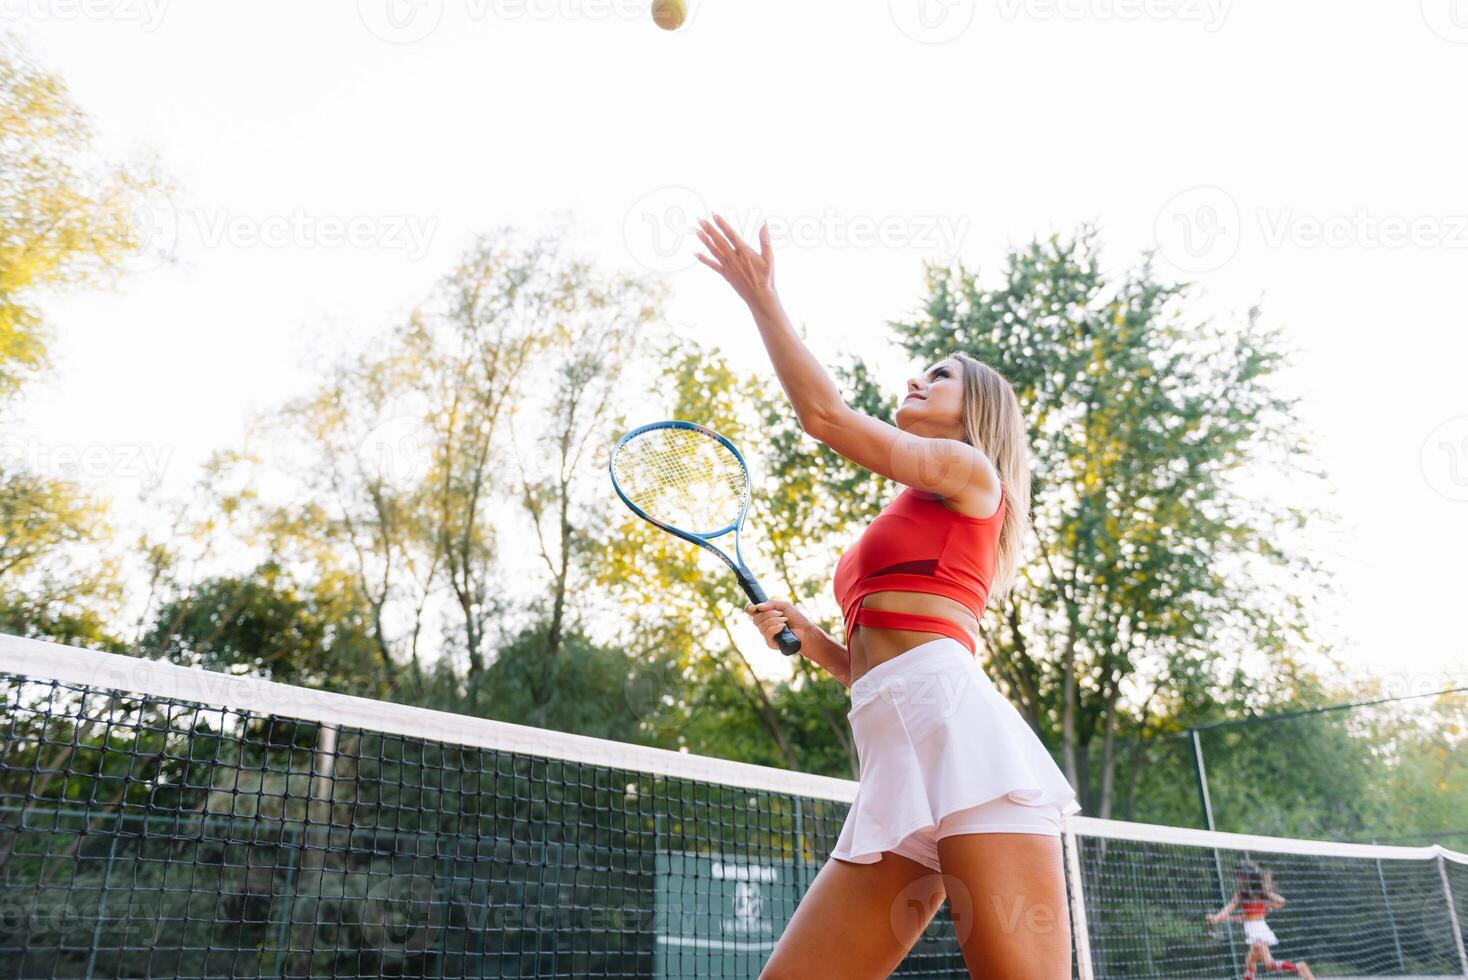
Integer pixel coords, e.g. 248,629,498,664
9,1,1468,692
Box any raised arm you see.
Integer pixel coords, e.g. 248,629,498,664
694,215,996,501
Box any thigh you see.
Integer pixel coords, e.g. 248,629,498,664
759,852,945,980
935,832,1072,980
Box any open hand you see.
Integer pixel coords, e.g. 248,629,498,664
694,214,776,308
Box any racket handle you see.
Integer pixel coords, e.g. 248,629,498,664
737,570,802,657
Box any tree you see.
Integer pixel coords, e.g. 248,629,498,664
0,33,166,399
891,228,1332,817
0,36,165,643
247,230,666,712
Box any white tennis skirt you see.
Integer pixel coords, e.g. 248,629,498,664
1243,919,1279,946
831,637,1081,871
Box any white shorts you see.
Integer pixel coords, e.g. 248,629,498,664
831,637,1082,873
1243,919,1279,946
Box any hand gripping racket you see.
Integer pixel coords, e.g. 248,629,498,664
609,420,801,656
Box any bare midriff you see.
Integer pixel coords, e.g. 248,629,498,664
847,589,980,685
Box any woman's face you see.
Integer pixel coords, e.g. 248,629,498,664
895,357,965,439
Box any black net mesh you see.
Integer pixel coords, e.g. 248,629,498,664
1073,833,1468,978
0,664,971,978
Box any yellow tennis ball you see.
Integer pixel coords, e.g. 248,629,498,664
651,0,687,31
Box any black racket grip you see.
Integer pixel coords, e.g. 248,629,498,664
736,570,802,657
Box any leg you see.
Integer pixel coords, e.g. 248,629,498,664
1243,944,1260,980
933,831,1071,980
758,851,946,980
1260,949,1303,973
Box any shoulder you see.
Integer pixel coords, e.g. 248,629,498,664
910,480,1004,522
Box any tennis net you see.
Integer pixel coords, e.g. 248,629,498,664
6,633,1468,979
0,634,972,978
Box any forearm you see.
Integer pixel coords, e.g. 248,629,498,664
746,291,845,430
801,624,852,688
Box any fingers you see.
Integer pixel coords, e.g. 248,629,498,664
744,600,793,647
696,221,734,263
712,213,751,256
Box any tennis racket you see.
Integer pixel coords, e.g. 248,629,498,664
609,420,801,656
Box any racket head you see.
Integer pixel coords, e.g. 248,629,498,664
609,420,750,539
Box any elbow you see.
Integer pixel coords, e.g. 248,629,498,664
800,405,841,441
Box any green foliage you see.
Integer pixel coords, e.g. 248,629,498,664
138,562,381,693
0,34,167,400
470,621,660,744
891,228,1331,818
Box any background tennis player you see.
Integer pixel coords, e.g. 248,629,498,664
1207,860,1317,980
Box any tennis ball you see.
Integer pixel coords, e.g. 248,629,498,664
651,0,687,30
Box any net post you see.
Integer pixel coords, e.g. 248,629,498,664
1189,728,1215,832
1438,851,1468,977
82,808,125,980
1062,819,1095,980
1371,852,1407,972
269,826,300,977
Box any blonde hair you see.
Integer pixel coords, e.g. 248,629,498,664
950,352,1030,600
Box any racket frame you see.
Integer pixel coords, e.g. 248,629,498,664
609,419,801,656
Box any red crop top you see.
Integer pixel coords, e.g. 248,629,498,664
833,484,1005,656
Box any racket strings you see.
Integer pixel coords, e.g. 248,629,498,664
613,428,746,532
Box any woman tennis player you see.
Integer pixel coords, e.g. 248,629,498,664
695,215,1081,979
1206,861,1316,979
